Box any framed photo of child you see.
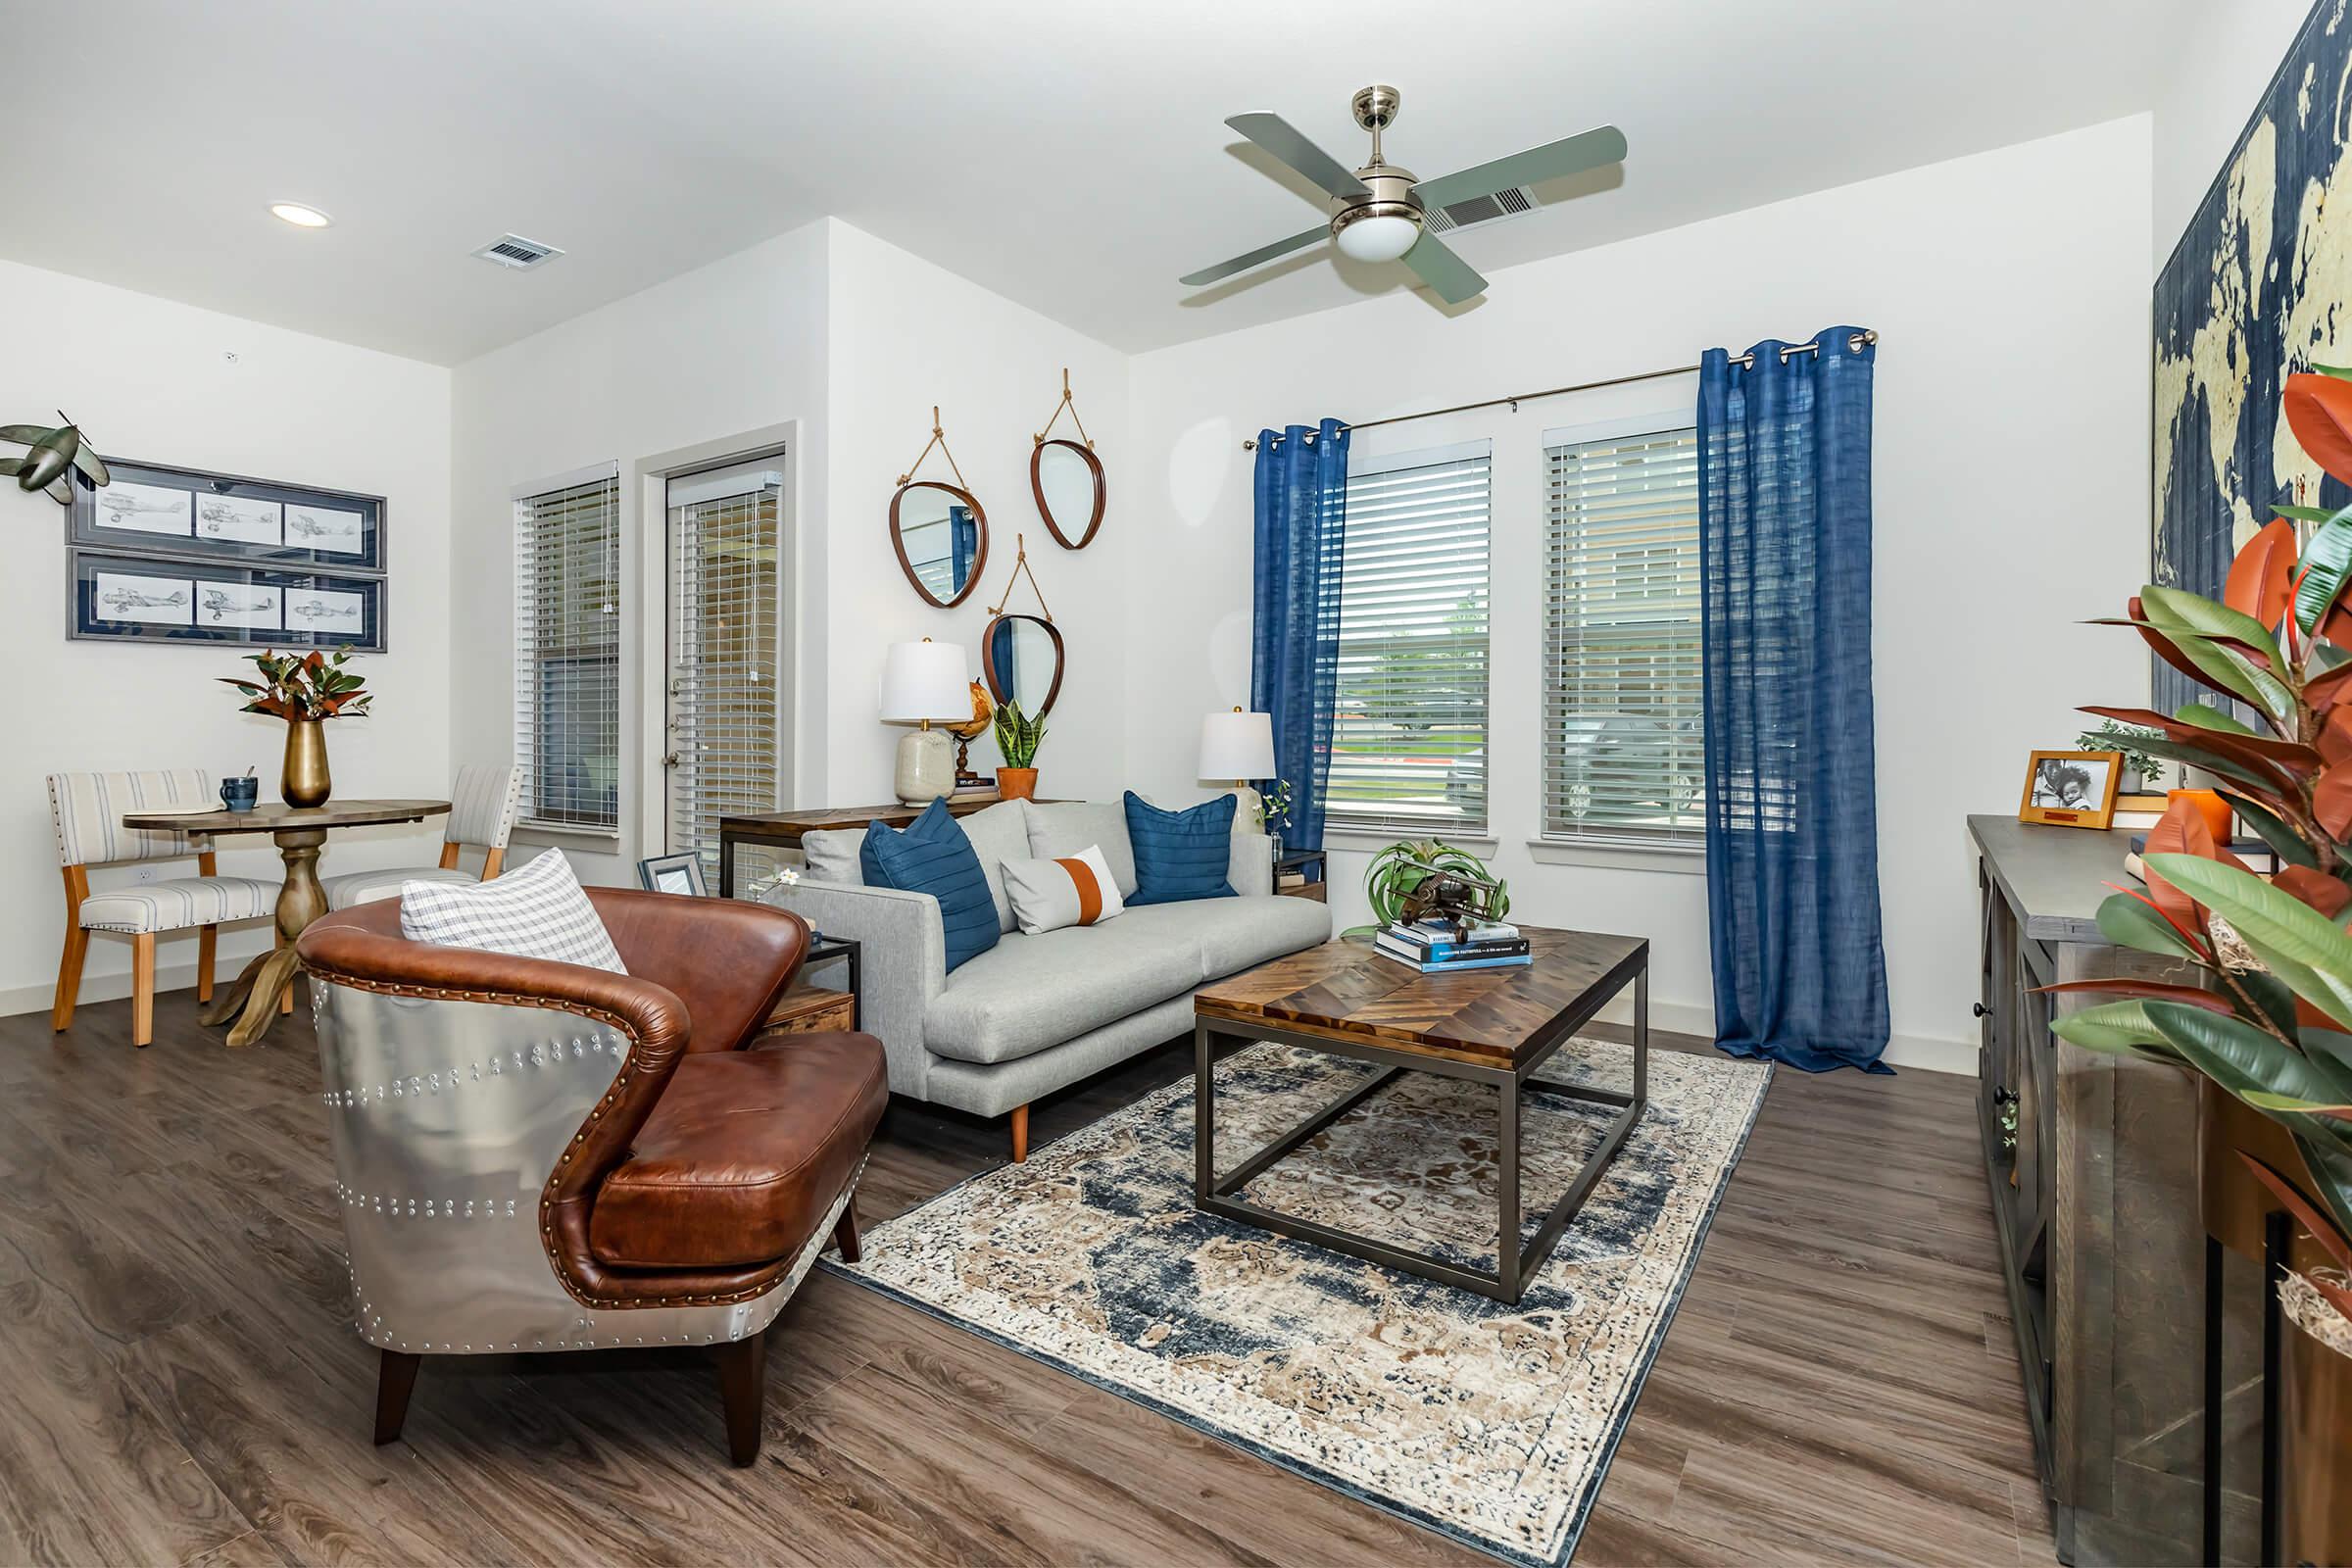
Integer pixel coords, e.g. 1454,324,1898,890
2018,749,2124,829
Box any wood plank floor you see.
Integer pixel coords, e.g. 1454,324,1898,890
0,987,2051,1567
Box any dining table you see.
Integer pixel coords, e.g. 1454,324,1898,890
121,798,451,1048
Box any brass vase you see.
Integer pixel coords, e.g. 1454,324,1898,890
281,718,331,808
2282,1287,2352,1567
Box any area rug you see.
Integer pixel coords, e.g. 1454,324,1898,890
821,1038,1770,1566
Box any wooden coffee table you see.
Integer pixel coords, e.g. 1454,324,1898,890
1192,926,1648,1303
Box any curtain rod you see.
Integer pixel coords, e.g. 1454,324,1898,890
1242,330,1879,450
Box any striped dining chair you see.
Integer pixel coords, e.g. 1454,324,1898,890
321,763,522,911
48,768,278,1048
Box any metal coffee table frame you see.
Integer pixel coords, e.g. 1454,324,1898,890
1194,953,1647,1304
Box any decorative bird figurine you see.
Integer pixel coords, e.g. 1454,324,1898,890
1,414,110,505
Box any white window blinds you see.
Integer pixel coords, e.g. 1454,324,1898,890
1543,424,1704,845
514,468,621,834
666,457,785,871
1329,441,1492,833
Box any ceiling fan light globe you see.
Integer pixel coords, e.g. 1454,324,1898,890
1334,212,1420,264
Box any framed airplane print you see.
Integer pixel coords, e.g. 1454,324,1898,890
70,550,387,652
72,459,385,573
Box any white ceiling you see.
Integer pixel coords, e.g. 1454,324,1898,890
0,0,2193,367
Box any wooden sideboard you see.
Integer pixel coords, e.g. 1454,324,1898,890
1971,815,2263,1565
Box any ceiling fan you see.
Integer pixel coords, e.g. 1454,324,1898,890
1180,85,1626,305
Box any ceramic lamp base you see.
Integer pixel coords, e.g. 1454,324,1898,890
1228,784,1265,833
895,728,954,806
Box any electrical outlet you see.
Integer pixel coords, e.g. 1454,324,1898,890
131,864,161,885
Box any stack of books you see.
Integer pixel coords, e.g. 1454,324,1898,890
1372,917,1532,973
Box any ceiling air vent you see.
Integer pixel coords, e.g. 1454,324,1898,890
471,233,564,270
1424,186,1535,235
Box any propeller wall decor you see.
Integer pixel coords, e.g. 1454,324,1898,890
1181,85,1626,306
1,414,109,506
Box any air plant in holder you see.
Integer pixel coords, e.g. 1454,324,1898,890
2053,368,2352,1351
220,647,371,808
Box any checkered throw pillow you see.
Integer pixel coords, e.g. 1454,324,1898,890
398,847,627,973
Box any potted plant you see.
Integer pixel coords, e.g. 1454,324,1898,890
1259,777,1295,858
993,699,1045,801
2053,366,2352,1564
1347,839,1511,935
220,647,372,808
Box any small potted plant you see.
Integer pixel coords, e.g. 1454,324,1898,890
993,699,1045,801
220,647,371,808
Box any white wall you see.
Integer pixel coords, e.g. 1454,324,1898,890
443,219,1133,882
0,259,451,1015
2150,0,2317,275
446,222,831,883
1123,115,2157,1073
820,223,1132,806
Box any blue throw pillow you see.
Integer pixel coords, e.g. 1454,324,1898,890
862,798,1001,972
1124,791,1237,906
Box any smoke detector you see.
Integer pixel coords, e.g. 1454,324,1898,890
471,234,564,270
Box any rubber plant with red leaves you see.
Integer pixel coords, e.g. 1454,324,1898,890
219,647,372,721
2051,367,2352,1328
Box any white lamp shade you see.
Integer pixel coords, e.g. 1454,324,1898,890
1198,710,1275,780
880,640,970,723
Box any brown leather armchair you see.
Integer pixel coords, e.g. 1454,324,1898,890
297,887,886,1465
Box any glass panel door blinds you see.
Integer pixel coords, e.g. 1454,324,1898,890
666,457,785,867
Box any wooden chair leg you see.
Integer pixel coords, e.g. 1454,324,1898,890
832,1194,861,1264
196,924,217,1003
52,926,89,1032
130,934,156,1049
273,929,294,1014
713,1333,767,1466
1010,1103,1030,1163
374,1349,422,1446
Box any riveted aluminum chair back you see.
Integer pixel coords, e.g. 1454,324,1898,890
313,981,815,1354
47,768,215,867
444,763,521,852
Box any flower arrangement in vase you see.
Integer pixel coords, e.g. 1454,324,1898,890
220,647,371,808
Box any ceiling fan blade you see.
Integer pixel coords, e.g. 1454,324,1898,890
1399,231,1487,305
1413,124,1628,212
1179,225,1330,289
1226,112,1370,201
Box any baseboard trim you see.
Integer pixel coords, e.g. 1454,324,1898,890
1593,993,1977,1078
0,933,275,1021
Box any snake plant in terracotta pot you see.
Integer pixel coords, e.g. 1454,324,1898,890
2052,367,2352,1562
993,700,1045,801
220,647,371,808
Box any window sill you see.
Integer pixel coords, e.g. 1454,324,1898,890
516,821,623,845
1324,826,1500,857
1525,837,1706,875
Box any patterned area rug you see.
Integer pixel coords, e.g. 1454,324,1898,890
823,1039,1770,1566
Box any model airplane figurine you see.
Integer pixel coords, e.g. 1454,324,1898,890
1,414,110,505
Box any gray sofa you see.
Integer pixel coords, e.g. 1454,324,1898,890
764,798,1330,1159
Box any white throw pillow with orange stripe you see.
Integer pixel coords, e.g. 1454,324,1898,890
1000,845,1126,935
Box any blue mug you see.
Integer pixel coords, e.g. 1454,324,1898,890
220,776,259,813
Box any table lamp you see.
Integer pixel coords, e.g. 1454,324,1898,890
882,639,972,805
1198,707,1276,831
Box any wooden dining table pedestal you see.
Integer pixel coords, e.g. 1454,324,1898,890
122,799,449,1047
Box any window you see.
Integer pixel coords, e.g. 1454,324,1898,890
665,455,786,870
1328,440,1491,832
514,467,621,833
1543,423,1703,846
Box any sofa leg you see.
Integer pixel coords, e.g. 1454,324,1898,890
1010,1103,1029,1164
832,1195,861,1264
374,1349,422,1446
714,1333,767,1467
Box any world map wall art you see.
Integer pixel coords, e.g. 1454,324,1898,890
2154,0,2352,713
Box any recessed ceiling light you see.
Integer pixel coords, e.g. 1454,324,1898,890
270,202,333,228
